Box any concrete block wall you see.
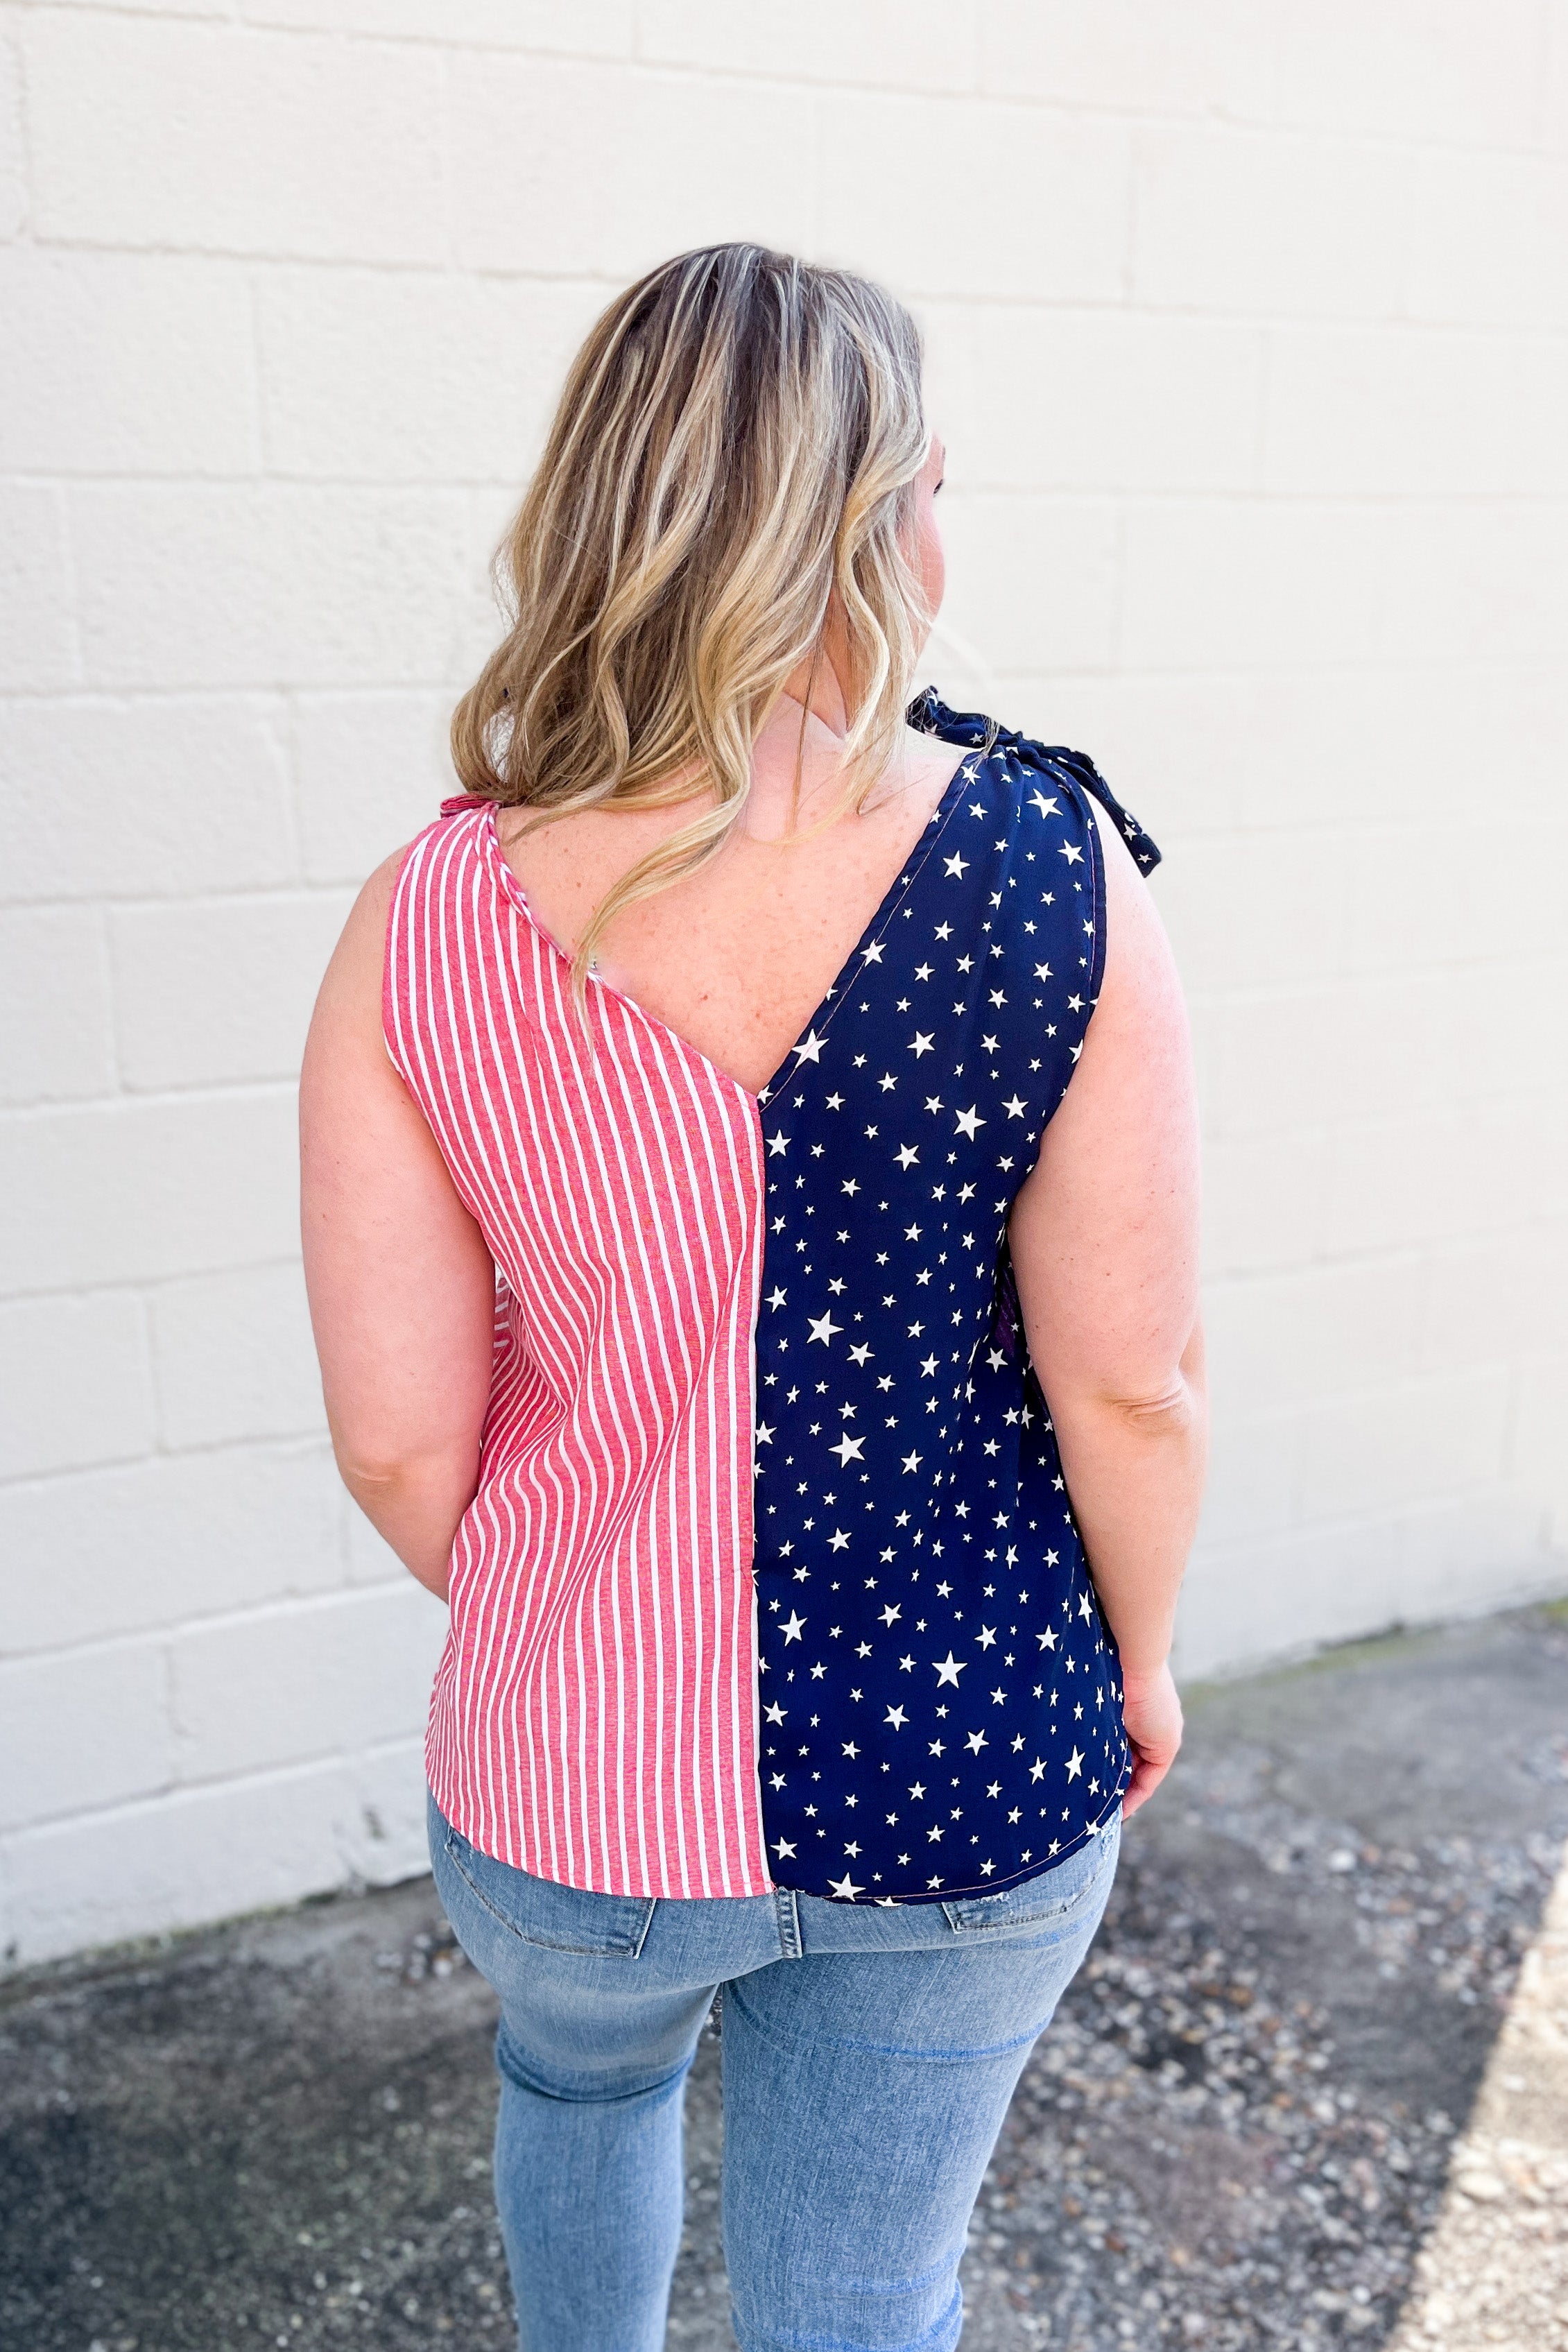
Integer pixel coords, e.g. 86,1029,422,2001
1,0,1565,1965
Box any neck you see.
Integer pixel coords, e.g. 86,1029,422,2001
766,688,847,760
779,638,852,735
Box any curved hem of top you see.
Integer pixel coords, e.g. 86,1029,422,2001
768,1776,1131,1909
424,1780,777,1908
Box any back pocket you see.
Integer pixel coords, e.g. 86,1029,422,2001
443,1824,657,1958
940,1817,1119,1936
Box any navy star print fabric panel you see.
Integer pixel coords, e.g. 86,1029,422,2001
751,694,1162,1905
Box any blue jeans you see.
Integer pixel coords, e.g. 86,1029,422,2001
429,1792,1120,2352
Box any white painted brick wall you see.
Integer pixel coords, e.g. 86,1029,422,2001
0,482,78,689
0,248,259,476
0,1634,171,1835
0,906,116,1102
2,696,298,900
2,0,1564,1965
148,1262,327,1450
0,1290,155,1480
110,893,353,1088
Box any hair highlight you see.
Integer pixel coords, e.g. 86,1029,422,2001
449,243,933,993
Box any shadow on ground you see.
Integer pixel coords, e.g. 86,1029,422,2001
3,1604,1565,2351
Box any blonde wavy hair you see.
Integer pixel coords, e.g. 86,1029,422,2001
450,242,933,982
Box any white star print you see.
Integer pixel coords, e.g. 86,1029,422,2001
747,711,1151,1902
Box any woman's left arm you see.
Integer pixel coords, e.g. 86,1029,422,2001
299,852,497,1602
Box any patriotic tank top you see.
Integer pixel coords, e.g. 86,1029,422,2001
385,694,1160,1906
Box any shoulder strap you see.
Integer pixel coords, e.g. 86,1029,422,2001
1035,747,1162,877
904,690,1162,875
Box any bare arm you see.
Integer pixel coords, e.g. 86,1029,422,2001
1008,796,1205,1814
298,853,497,1602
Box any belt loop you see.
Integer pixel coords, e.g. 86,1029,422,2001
775,1885,802,1960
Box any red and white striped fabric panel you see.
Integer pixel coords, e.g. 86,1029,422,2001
384,804,771,1900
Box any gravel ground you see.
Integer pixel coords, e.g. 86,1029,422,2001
1387,1844,1568,2352
3,1602,1565,2352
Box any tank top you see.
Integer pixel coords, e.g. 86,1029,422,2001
384,693,1162,1906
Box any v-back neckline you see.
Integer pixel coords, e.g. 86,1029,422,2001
481,732,989,1113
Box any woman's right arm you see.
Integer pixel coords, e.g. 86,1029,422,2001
1007,795,1206,1817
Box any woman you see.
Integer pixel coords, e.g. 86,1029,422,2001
301,243,1205,2352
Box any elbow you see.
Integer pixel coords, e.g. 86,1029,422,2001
329,1427,476,1502
1101,1375,1206,1442
335,1450,415,1499
1050,1342,1208,1445
1101,1321,1208,1439
333,1447,421,1516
